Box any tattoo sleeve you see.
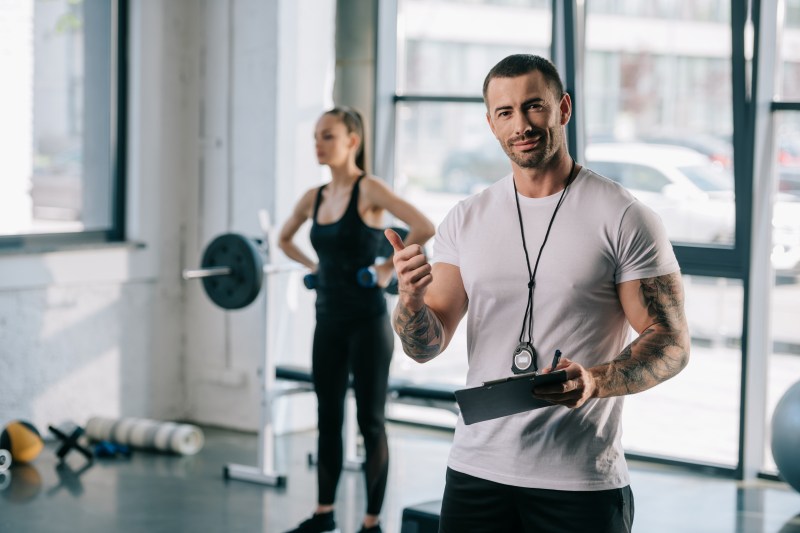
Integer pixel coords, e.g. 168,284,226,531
393,301,445,363
591,273,691,398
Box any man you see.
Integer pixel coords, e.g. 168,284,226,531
385,54,690,532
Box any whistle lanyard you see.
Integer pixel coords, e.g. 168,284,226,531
512,159,576,363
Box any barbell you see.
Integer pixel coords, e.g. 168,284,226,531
183,233,266,310
183,228,409,310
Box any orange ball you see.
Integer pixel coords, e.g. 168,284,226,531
0,420,44,464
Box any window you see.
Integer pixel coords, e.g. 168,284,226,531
624,275,743,466
781,0,800,100
380,0,790,479
394,0,552,228
382,0,552,426
759,0,800,478
585,1,735,247
0,0,126,248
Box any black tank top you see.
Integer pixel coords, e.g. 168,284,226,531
310,176,387,319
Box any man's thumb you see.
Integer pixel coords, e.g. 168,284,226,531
384,228,405,252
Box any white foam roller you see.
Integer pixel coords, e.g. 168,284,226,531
0,449,11,473
85,417,204,456
85,417,114,441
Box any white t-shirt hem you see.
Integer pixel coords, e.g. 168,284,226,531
446,459,631,491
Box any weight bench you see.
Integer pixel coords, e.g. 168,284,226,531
274,364,317,389
390,381,459,414
274,364,460,469
274,364,362,469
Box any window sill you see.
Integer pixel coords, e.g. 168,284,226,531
0,240,158,291
0,239,146,257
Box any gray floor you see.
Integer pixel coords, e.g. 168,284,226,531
1,424,800,533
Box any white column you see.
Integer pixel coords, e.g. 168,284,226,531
742,0,779,481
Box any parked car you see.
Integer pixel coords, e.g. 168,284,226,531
434,140,799,275
585,143,735,244
587,142,800,278
639,133,733,169
779,136,800,167
779,167,800,199
439,142,508,194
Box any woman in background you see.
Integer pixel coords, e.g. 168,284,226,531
279,107,435,533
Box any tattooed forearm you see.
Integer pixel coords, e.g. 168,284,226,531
591,273,691,398
393,301,444,363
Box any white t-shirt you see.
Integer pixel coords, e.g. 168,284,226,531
434,168,680,491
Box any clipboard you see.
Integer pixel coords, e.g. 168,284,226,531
454,370,567,425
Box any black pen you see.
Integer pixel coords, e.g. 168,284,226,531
550,349,562,372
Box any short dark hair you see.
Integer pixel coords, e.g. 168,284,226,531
482,54,565,106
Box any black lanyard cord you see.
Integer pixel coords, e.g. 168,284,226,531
513,159,576,345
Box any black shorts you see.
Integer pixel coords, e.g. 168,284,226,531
439,467,634,533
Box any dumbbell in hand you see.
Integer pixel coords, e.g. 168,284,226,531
303,273,317,290
302,226,408,293
301,268,383,289
302,266,398,294
356,265,380,288
358,262,400,294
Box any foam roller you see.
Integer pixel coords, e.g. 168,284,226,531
85,417,204,456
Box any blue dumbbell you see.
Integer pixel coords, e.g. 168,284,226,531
356,266,379,288
304,269,379,289
304,268,395,293
357,265,400,294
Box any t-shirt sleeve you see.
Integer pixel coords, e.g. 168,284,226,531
433,204,461,267
615,200,680,284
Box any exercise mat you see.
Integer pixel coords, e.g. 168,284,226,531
85,417,204,456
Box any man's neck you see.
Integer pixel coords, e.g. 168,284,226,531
512,155,575,198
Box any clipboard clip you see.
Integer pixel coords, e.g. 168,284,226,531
481,375,526,387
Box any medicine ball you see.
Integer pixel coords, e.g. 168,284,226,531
0,420,44,464
772,381,800,493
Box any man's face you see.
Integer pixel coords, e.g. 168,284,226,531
485,70,570,169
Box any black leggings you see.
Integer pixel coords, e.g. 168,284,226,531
312,313,394,515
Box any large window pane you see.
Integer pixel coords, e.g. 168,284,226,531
588,1,729,22
584,1,735,246
782,0,800,100
390,101,503,425
397,0,550,96
0,0,119,238
764,115,800,474
396,101,507,226
390,0,551,425
623,276,742,466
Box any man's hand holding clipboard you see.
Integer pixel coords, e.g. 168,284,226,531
455,350,572,425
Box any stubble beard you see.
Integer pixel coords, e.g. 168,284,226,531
502,126,562,169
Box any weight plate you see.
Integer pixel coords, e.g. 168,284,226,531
200,233,263,309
